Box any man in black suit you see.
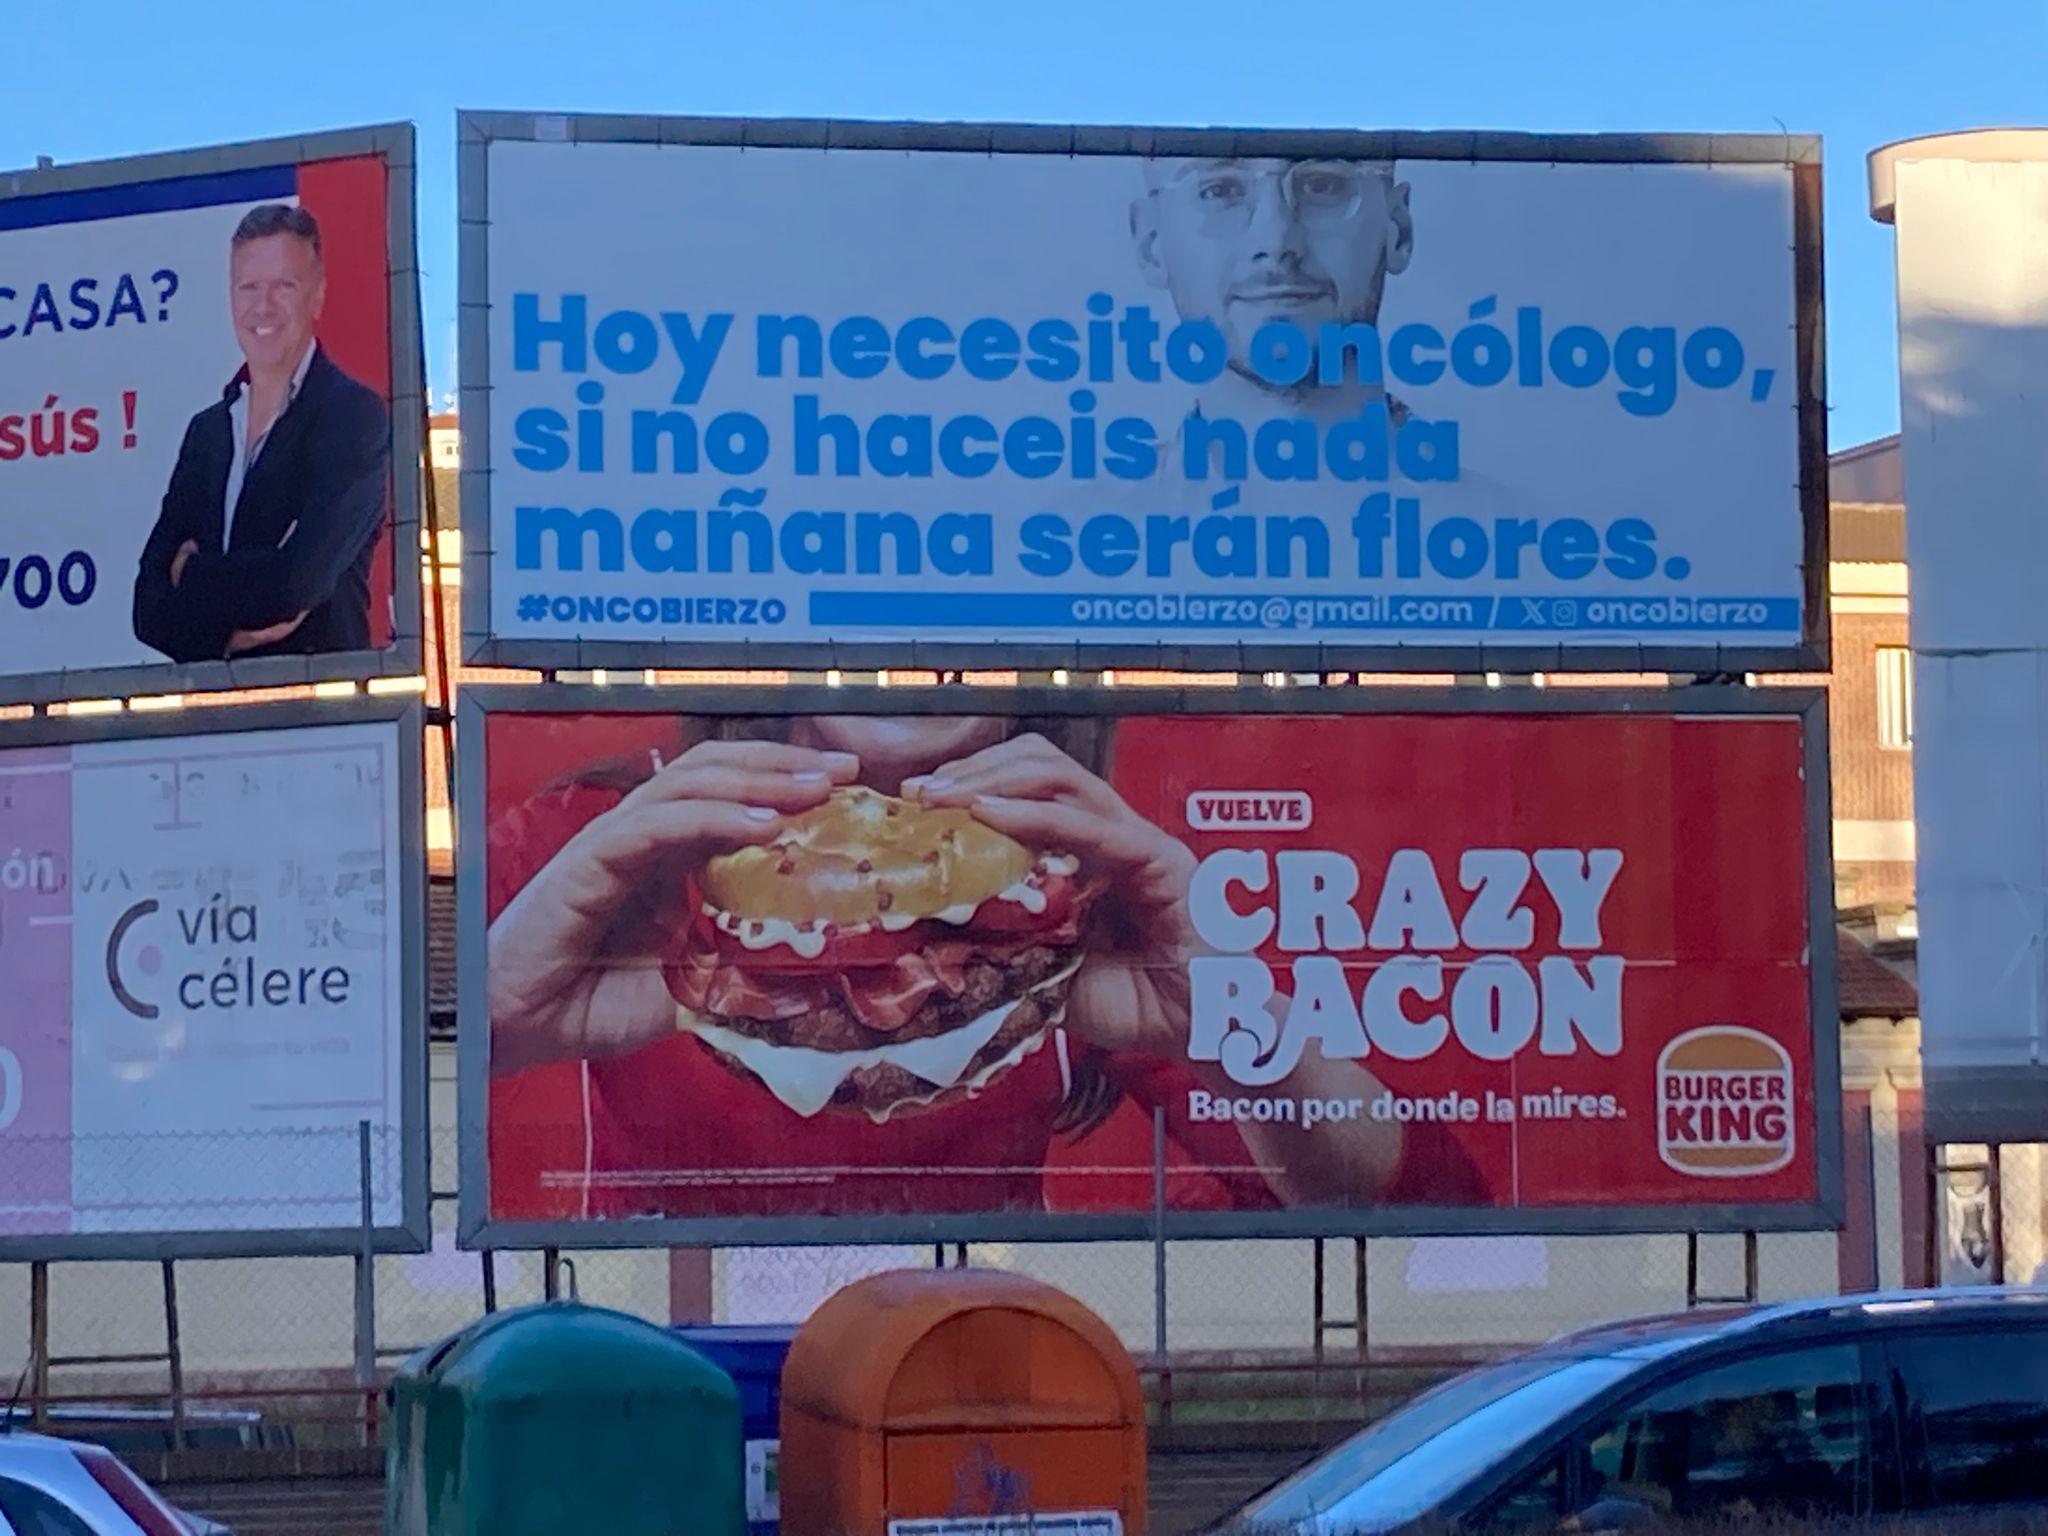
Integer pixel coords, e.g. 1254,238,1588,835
132,203,390,663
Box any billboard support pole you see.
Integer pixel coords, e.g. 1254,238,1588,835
1862,1101,1882,1291
481,1251,498,1314
1307,1238,1369,1380
27,1261,48,1431
1152,1103,1168,1365
1989,1144,2008,1285
1310,1239,1326,1361
1685,1231,1762,1306
1353,1237,1369,1369
1925,1140,1941,1287
353,1120,376,1391
543,1247,561,1300
160,1261,186,1451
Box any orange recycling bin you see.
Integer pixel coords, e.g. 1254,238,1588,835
780,1268,1146,1536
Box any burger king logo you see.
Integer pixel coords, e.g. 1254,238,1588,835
1657,1026,1795,1177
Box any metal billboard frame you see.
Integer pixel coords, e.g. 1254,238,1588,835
0,123,426,708
457,681,1841,1248
456,113,1829,677
0,694,431,1261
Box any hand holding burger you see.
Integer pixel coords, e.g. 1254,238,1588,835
490,726,1200,1114
905,732,1199,1061
487,740,857,1075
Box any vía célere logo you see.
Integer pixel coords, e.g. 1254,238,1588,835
1657,1025,1795,1176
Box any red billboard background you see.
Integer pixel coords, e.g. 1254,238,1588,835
479,704,1824,1231
298,155,395,649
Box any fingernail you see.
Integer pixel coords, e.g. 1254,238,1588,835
823,751,859,771
744,806,779,821
920,776,955,795
974,793,1015,809
792,770,829,786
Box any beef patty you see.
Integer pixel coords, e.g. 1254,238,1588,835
706,943,1080,1051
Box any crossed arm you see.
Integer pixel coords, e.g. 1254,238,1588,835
132,394,389,662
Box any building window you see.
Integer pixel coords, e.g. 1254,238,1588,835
1876,646,1914,750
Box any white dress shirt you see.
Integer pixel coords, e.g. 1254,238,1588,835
222,341,317,548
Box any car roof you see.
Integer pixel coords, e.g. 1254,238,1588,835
1541,1284,2048,1363
2,1403,259,1424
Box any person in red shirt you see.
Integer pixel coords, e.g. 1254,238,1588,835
485,710,1484,1220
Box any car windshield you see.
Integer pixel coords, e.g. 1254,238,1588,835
1234,1352,1637,1533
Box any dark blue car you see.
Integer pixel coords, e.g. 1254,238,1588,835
1224,1287,2048,1532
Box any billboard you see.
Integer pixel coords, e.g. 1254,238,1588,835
458,686,1838,1245
1872,130,2048,1143
460,116,1826,674
0,125,422,705
0,698,428,1259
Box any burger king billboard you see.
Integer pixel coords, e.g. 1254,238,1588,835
457,685,1840,1245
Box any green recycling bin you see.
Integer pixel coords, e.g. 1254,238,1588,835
386,1301,745,1536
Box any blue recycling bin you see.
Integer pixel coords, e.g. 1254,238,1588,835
674,1325,798,1534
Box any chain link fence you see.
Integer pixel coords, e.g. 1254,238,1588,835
3,1130,2043,1405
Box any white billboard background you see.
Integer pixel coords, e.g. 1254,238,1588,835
1888,142,2048,1141
0,190,289,678
0,719,406,1239
480,139,1805,656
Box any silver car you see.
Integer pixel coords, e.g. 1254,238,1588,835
0,1430,229,1535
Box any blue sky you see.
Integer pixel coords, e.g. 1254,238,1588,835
6,0,2043,451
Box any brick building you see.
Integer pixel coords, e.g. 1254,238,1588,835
1825,434,1915,915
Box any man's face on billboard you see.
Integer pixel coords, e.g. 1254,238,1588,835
230,231,324,378
1135,157,1412,385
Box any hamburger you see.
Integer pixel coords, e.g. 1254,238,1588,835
666,786,1098,1122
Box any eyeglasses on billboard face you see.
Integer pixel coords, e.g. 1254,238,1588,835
1157,161,1386,233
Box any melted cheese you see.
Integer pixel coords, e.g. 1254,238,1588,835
705,855,1071,952
709,911,829,958
866,1013,1063,1126
677,956,1082,1118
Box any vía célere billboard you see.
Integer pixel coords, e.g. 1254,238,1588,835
0,700,427,1259
0,125,420,704
462,689,1838,1243
463,117,1824,671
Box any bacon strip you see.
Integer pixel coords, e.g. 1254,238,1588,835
669,869,1101,1030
